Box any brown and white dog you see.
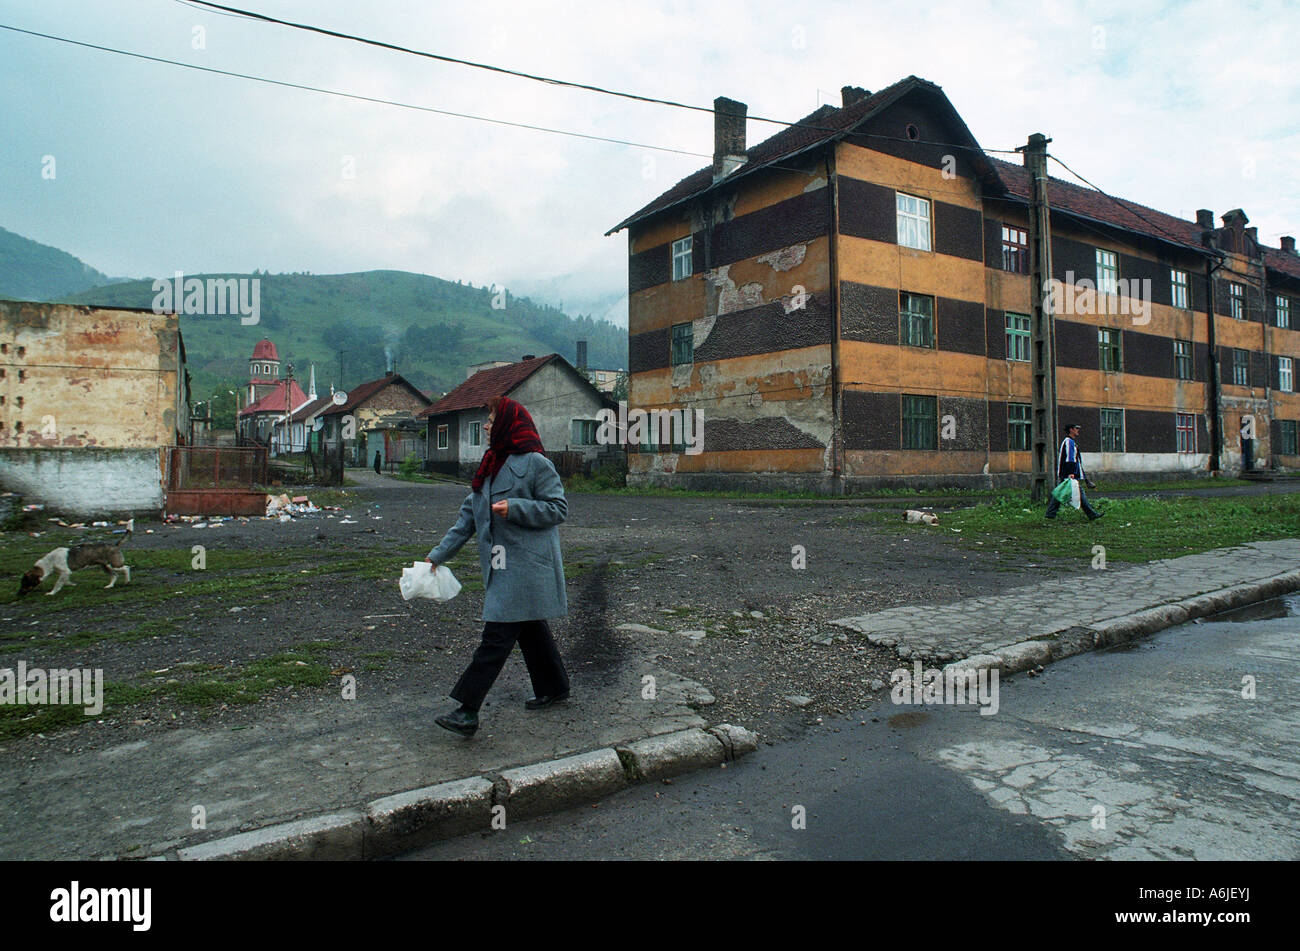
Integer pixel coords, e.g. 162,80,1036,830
17,520,134,597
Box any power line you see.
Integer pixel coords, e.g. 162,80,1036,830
182,1,1023,155
1046,154,1208,254
0,23,712,158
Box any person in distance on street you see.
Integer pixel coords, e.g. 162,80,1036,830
1045,421,1104,521
425,396,571,737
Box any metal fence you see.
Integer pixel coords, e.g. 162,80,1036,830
166,445,267,489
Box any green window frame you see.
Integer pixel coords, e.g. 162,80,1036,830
900,292,934,349
571,419,598,445
1100,408,1124,452
1174,339,1193,380
1005,313,1031,362
1277,296,1291,329
901,395,937,450
1232,349,1249,386
1280,420,1298,456
1099,328,1122,372
1008,402,1032,451
671,322,694,365
1096,249,1119,295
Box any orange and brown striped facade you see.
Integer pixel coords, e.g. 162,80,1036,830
616,80,1300,490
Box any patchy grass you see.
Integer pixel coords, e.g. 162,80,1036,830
0,645,339,740
853,492,1300,563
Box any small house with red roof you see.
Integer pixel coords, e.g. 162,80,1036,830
419,353,613,477
317,371,431,467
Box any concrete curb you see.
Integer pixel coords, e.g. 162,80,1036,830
163,723,758,861
944,568,1300,678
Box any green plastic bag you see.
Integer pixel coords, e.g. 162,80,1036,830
1051,479,1073,504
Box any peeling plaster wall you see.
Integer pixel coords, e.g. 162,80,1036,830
0,301,185,449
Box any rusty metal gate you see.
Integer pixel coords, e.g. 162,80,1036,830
164,445,268,516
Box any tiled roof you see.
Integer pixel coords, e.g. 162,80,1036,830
319,373,430,417
605,76,994,235
986,156,1206,252
239,378,308,416
252,338,278,360
1264,247,1300,282
290,394,332,422
418,355,559,417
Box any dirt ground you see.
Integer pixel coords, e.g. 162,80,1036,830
0,473,1081,754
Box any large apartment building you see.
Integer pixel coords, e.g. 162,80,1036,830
608,75,1300,490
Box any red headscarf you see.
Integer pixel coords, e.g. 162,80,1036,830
472,396,545,492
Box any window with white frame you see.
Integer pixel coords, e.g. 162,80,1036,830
1176,413,1196,453
1096,249,1119,295
896,193,932,251
1005,313,1031,362
469,421,481,447
1001,226,1028,274
1229,282,1245,319
1171,269,1189,309
671,236,693,281
1281,357,1294,393
436,425,449,450
1277,296,1291,329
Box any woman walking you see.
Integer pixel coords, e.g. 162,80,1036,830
424,396,570,737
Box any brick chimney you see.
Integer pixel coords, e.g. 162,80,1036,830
1196,209,1214,229
1282,236,1297,254
712,96,747,181
841,86,871,107
1222,209,1249,229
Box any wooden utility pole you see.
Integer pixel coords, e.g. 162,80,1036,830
1020,133,1059,502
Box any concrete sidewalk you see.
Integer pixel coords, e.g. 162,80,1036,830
832,539,1300,668
0,654,718,860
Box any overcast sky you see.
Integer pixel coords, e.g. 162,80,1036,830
2,0,1297,327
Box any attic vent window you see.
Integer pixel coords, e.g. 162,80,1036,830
905,124,920,142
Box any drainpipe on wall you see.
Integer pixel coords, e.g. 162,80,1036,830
825,147,844,496
1201,220,1224,473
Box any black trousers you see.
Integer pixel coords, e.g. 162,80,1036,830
450,619,569,711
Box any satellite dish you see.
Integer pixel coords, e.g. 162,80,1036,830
332,391,348,406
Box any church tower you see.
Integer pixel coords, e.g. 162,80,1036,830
249,338,280,404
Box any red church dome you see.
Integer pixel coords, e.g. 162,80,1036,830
252,338,279,361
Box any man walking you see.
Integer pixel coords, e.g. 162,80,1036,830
1045,422,1104,521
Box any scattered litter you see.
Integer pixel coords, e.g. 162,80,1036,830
266,492,321,519
23,504,45,512
91,521,109,527
338,519,357,524
904,509,939,526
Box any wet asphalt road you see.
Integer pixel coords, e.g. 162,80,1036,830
399,595,1300,860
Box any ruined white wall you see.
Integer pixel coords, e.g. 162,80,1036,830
0,448,163,515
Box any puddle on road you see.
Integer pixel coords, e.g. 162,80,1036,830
1207,594,1300,624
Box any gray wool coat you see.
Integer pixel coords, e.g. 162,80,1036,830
426,451,568,623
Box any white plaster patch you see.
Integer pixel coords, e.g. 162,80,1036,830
756,244,807,273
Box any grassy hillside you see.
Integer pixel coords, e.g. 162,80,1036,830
65,269,627,401
0,226,127,301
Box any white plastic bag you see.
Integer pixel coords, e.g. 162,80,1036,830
1069,479,1082,510
399,563,462,602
